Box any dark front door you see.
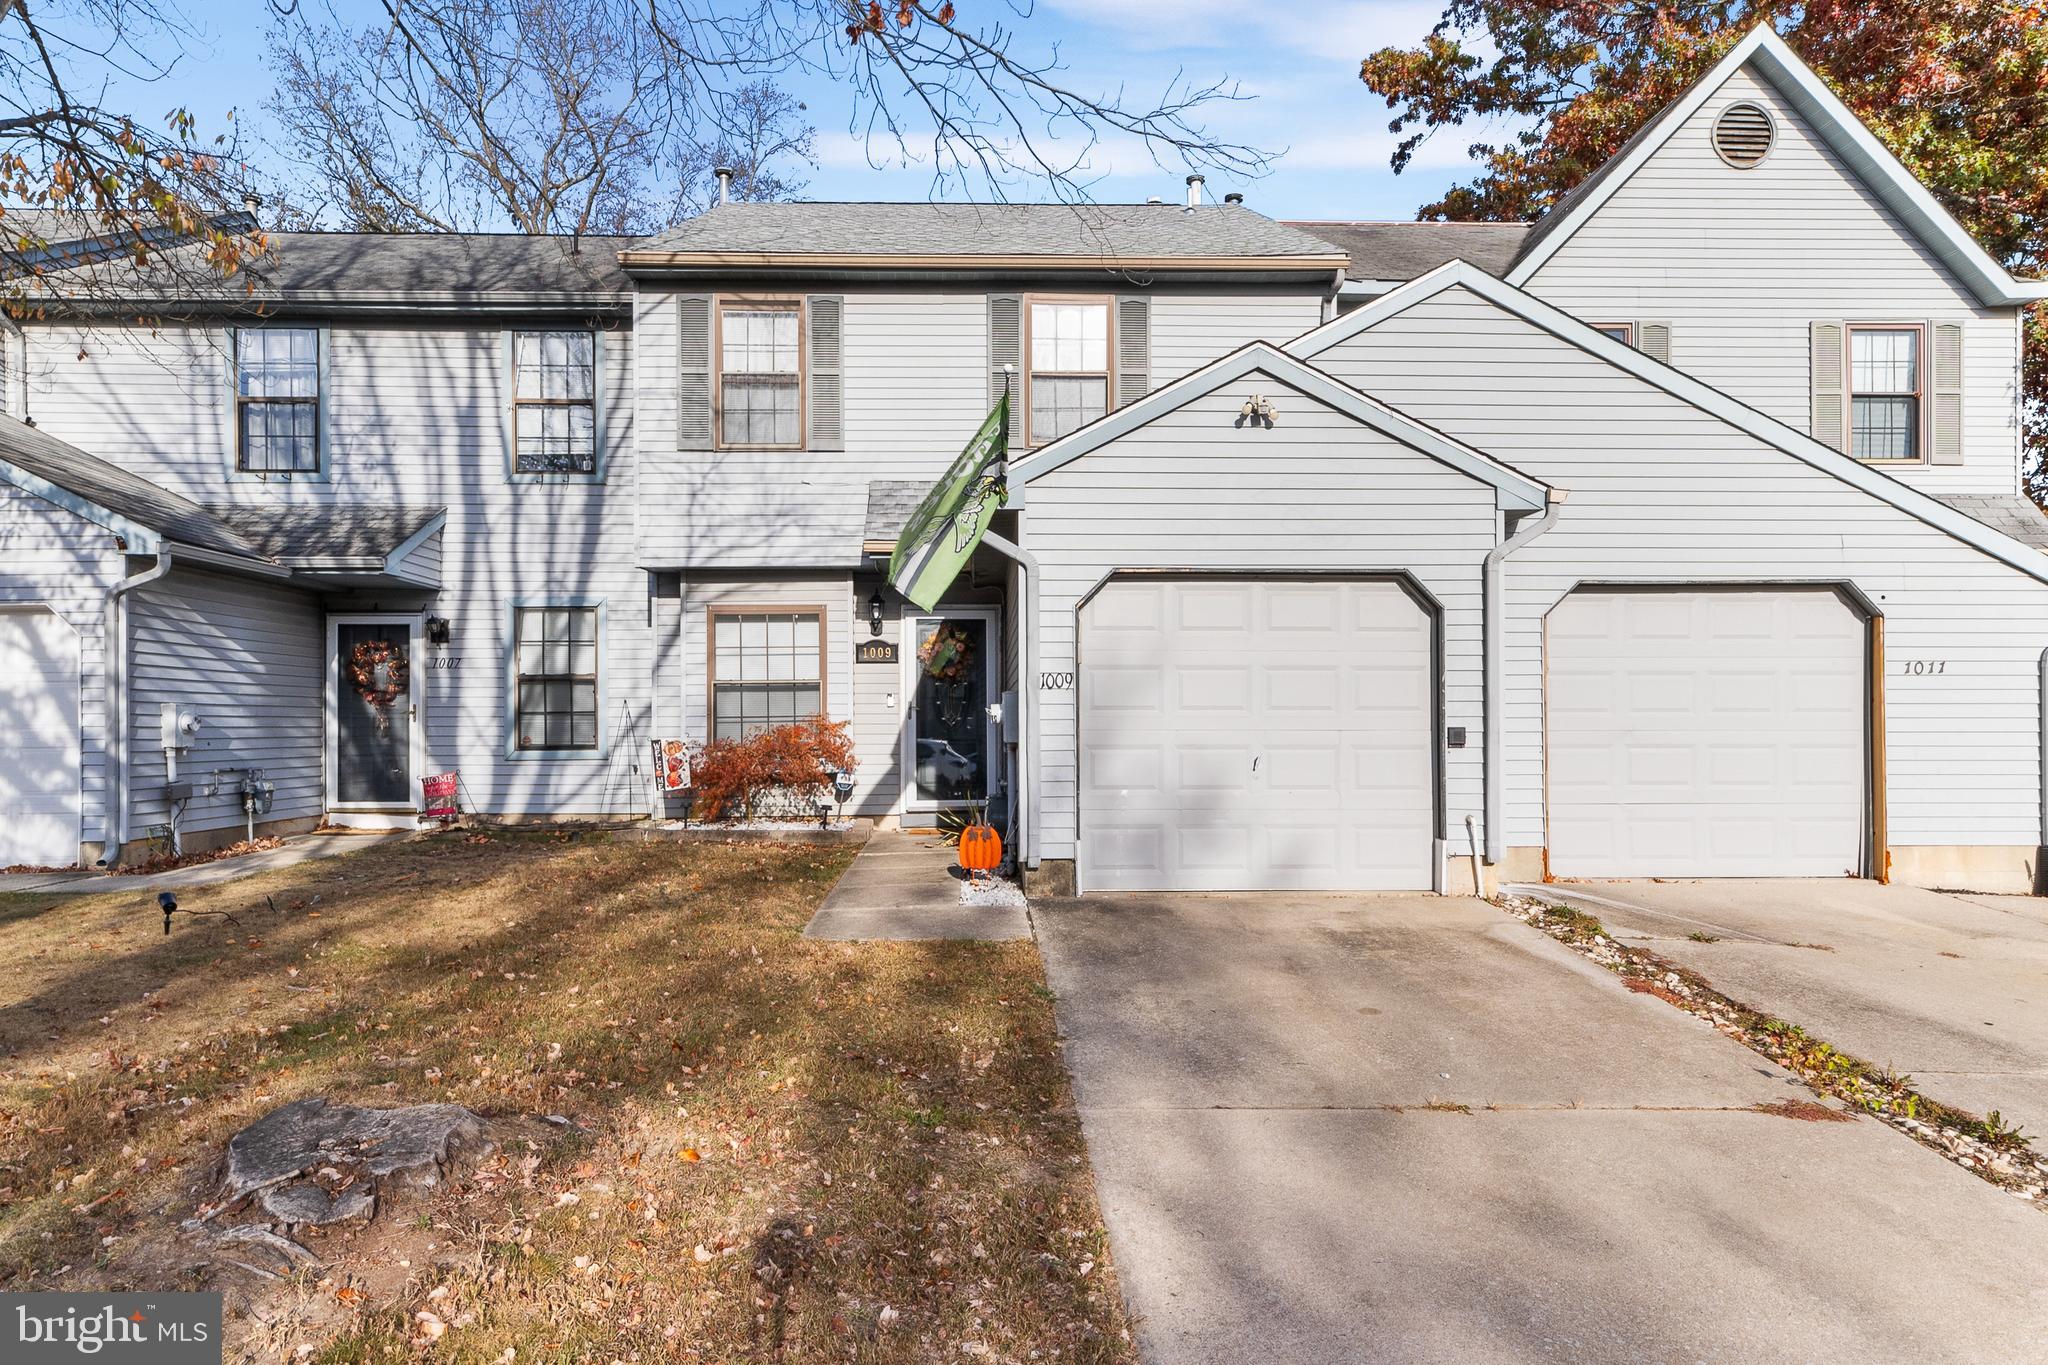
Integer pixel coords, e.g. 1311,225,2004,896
334,621,413,806
909,614,993,807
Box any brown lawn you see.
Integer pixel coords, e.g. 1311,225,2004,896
0,832,1132,1362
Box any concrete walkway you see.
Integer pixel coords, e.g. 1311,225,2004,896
802,829,1030,941
0,831,409,894
1522,878,2048,1139
1037,893,2048,1364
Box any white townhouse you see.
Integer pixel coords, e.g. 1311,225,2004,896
5,29,2048,897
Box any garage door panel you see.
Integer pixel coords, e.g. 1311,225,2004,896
1547,588,1864,878
1082,578,1435,892
0,610,82,868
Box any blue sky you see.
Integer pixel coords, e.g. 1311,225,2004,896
111,0,1508,222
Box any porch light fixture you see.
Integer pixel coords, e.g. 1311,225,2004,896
867,589,885,637
426,615,452,645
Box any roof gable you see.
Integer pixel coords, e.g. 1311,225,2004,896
1505,27,2047,308
1287,260,2048,585
1006,340,1548,512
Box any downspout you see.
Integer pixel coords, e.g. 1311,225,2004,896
979,528,1039,871
101,547,173,866
2038,646,2048,892
1481,490,1566,871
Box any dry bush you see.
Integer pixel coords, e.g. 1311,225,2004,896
690,718,857,822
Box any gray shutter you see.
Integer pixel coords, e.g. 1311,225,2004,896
1930,322,1964,465
987,293,1023,446
807,294,844,451
676,293,713,449
1636,321,1671,366
1116,295,1151,407
1810,321,1846,452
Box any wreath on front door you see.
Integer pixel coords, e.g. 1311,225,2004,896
918,622,976,682
346,638,409,729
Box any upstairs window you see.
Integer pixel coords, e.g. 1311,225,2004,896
1594,323,1634,345
514,606,599,751
710,609,823,740
236,327,320,474
1026,298,1109,444
513,330,597,474
1849,326,1921,461
718,302,802,448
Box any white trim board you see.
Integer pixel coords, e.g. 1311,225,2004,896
0,455,161,554
1284,259,2048,587
1503,27,2048,308
1005,340,1549,513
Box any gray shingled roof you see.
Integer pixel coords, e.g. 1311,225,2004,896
864,480,931,543
1283,221,1530,282
207,504,444,567
1935,494,2048,552
634,203,1349,261
0,415,263,558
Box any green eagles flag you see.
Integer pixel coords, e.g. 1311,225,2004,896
888,396,1008,611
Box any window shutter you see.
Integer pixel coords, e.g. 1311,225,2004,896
1930,322,1964,465
676,294,713,450
1810,321,1846,452
987,293,1023,445
1636,321,1671,366
1116,295,1151,407
807,295,844,451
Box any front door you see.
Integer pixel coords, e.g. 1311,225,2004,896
328,615,421,821
902,609,1001,812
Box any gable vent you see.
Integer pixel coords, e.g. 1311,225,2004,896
1712,102,1776,168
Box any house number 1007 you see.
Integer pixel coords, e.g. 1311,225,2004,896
1900,660,1947,675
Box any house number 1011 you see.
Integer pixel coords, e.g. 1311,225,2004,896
1900,660,1947,675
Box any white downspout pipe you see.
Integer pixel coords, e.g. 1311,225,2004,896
102,547,173,866
979,527,1039,872
1481,491,1565,871
2038,646,2048,867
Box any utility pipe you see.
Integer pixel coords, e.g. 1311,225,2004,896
979,527,1040,872
102,547,174,866
2039,646,2048,855
1480,490,1566,868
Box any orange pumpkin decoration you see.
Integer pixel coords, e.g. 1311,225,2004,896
958,824,1003,875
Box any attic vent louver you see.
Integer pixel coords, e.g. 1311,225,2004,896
1712,102,1775,168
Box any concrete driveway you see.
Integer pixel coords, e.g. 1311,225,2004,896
1525,879,2048,1140
1035,894,2048,1364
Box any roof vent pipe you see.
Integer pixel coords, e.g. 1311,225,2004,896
1223,192,1244,205
1146,195,1162,205
241,192,263,222
1185,173,1204,209
714,166,735,205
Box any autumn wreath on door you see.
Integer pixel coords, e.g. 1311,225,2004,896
918,622,977,725
346,638,410,732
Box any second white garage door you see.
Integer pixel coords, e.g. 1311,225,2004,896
1080,577,1435,892
1546,587,1867,878
0,608,82,870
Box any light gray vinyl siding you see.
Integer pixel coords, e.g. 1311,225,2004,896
849,573,904,816
388,524,442,586
676,569,854,756
1309,285,2048,857
1521,67,2022,497
1021,369,1498,874
0,482,120,851
633,286,1327,569
24,318,658,818
126,567,324,836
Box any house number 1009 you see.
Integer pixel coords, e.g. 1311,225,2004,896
1900,660,1947,675
1040,672,1075,690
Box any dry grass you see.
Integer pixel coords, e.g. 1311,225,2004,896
0,831,1133,1362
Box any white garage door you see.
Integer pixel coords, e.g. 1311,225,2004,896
1546,587,1866,878
1080,577,1435,892
0,609,82,869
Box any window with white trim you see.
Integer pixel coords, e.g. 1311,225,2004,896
514,606,599,750
718,303,801,447
513,330,597,474
710,609,823,740
236,327,320,473
1027,298,1109,443
1849,326,1921,461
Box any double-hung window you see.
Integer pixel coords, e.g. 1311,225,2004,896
513,330,598,474
514,606,599,751
710,609,823,740
1849,326,1922,461
718,302,801,448
1026,297,1110,444
236,327,321,474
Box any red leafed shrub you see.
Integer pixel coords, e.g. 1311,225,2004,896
690,718,857,822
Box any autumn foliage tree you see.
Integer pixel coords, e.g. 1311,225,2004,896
690,719,857,823
1358,2,2048,497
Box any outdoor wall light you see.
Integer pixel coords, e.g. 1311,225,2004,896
426,615,452,645
1237,394,1277,428
867,590,885,637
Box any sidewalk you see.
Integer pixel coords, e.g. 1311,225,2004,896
0,831,409,894
802,829,1030,941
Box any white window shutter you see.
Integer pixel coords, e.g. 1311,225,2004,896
676,294,713,450
1636,321,1671,366
807,295,844,451
1116,295,1151,407
1930,322,1964,465
1810,321,1846,452
987,294,1023,445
